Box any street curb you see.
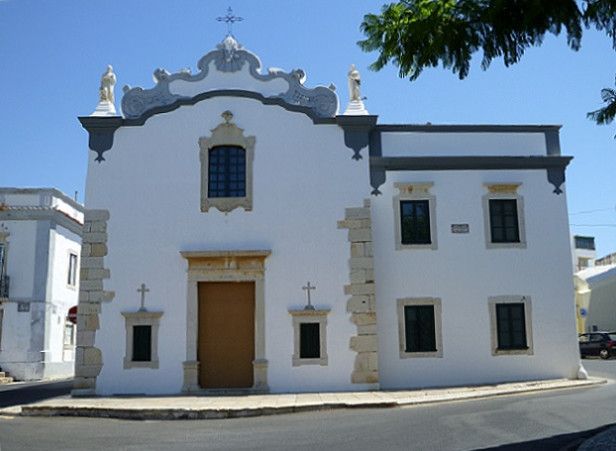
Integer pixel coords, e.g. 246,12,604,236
16,378,606,421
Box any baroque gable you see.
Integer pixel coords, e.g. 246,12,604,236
121,35,338,122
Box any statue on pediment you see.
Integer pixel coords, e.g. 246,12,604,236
348,64,361,102
99,65,117,104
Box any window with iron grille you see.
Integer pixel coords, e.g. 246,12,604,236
404,305,437,353
496,303,527,350
208,145,246,198
489,199,520,243
400,200,431,245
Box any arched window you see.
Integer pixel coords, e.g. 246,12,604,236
208,146,246,198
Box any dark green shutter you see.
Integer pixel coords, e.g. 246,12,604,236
299,323,320,359
404,305,436,352
132,325,152,361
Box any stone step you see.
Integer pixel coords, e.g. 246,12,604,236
0,376,13,384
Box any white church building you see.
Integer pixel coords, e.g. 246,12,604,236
0,188,83,381
74,35,581,396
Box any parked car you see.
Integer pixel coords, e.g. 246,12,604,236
579,332,616,359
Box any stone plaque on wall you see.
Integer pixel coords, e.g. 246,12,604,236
17,302,30,312
451,224,470,234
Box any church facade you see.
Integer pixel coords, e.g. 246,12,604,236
75,36,580,396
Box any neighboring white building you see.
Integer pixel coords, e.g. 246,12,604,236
575,264,616,334
0,188,83,380
571,235,596,272
74,37,581,396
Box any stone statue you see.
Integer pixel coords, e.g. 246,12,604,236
343,64,368,115
348,64,361,102
99,65,117,104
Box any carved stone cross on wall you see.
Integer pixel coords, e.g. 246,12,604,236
137,283,150,311
302,282,316,311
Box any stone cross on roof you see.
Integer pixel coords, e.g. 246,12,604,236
216,7,243,36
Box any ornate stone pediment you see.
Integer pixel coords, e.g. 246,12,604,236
121,35,338,121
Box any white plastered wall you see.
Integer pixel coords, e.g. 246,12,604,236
0,220,38,379
85,97,369,395
380,132,547,157
43,225,80,377
372,169,580,389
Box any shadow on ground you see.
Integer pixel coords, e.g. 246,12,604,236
0,379,73,408
479,423,615,451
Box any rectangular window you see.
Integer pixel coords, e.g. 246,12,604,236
404,305,436,353
400,200,431,245
489,199,520,243
132,325,152,362
67,253,78,286
208,146,246,198
574,236,595,250
63,322,75,346
299,323,320,359
496,303,527,350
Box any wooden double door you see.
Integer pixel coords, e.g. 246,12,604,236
197,282,255,389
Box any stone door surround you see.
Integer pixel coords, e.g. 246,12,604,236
180,250,270,393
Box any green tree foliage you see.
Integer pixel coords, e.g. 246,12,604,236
359,0,616,132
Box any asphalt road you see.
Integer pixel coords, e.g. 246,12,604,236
0,360,615,451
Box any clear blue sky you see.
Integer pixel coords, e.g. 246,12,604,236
1,0,615,257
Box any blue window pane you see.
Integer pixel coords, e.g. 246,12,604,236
208,146,246,198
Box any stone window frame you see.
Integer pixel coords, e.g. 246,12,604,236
397,297,443,359
393,182,438,250
199,111,255,213
289,308,330,366
482,184,527,249
488,295,534,356
122,311,163,369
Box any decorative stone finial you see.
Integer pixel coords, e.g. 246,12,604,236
221,110,234,124
91,65,118,117
343,64,369,116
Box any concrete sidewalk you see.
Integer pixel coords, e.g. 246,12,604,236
0,377,605,421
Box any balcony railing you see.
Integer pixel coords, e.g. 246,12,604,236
0,275,9,298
